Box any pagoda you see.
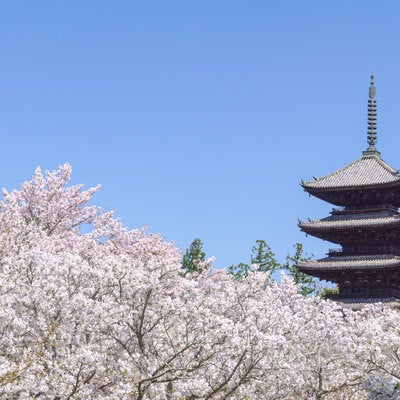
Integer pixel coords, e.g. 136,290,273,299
297,75,400,304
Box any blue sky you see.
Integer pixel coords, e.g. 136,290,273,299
1,1,400,268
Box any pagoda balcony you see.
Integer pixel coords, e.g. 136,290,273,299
328,245,400,257
328,248,343,256
327,290,392,299
331,204,399,216
325,291,395,302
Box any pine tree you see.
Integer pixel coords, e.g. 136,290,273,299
251,239,280,273
228,240,281,279
227,262,253,280
284,243,316,296
182,238,206,274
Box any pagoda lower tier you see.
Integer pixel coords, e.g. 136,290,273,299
297,254,400,301
297,205,400,302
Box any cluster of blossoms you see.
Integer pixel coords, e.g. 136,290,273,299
0,164,400,399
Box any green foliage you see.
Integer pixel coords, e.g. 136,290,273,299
227,241,334,298
182,238,206,275
251,240,280,273
319,286,339,300
284,243,316,296
227,262,253,280
228,239,280,280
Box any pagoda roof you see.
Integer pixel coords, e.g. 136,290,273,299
302,154,400,192
328,296,400,309
298,254,400,271
299,212,400,231
301,75,400,201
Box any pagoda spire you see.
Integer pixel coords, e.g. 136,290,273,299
364,74,381,156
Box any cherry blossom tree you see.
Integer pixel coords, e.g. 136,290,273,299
0,163,400,399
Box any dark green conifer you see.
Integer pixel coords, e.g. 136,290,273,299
182,238,206,274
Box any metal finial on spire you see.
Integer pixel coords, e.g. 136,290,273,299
364,73,380,156
369,74,376,99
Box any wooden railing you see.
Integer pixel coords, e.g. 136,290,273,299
327,246,400,256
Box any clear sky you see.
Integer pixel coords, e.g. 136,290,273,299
1,1,400,268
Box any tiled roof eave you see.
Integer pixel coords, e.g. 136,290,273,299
298,218,400,230
331,298,400,308
302,180,400,193
301,155,400,191
297,256,400,271
299,263,400,271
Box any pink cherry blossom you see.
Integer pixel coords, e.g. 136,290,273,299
0,163,399,399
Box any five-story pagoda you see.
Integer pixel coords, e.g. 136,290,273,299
297,75,400,304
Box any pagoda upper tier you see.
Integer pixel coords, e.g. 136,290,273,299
301,74,400,207
299,208,400,245
301,154,400,207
